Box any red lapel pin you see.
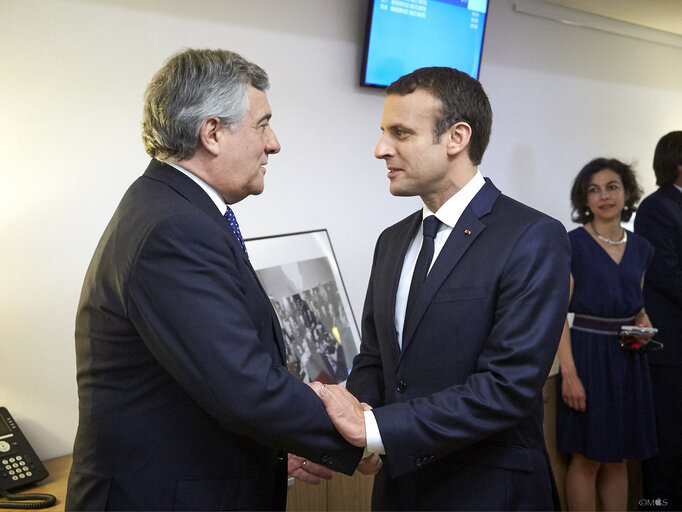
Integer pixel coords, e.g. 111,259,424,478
464,229,471,235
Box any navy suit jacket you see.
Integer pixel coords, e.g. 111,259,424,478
635,184,682,366
65,160,361,511
347,179,570,511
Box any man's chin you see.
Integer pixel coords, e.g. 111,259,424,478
389,184,415,197
250,181,265,196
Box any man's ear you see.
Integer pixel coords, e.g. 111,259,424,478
199,117,222,157
446,121,472,157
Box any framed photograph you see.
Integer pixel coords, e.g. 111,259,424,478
245,229,361,385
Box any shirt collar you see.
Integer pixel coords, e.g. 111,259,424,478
422,170,485,227
165,162,227,215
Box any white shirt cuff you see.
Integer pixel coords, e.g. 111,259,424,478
363,410,385,455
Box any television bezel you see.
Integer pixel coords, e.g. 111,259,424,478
360,0,489,88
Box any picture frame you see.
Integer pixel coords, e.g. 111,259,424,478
244,229,361,385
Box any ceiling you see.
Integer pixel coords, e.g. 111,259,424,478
540,0,682,35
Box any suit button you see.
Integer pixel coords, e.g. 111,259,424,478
397,380,406,393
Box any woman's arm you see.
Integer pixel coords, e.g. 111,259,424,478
556,275,586,412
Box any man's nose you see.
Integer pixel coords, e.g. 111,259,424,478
265,126,281,154
375,134,392,159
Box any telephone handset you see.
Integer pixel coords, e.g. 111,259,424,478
0,407,55,509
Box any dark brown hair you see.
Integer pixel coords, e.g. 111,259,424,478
571,158,642,224
653,131,682,186
386,67,492,166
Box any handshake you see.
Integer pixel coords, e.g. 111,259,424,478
287,381,382,484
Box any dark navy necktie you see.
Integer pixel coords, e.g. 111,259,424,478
224,206,248,256
405,215,440,322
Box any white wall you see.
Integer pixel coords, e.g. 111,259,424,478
1,0,680,460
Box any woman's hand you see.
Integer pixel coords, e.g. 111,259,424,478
635,312,652,328
561,372,587,412
631,309,654,347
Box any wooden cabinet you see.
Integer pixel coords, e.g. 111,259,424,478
287,471,373,511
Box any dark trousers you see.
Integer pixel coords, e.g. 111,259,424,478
641,366,682,511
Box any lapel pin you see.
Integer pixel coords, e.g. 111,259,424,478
464,229,471,235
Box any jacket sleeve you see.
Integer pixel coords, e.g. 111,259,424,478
126,212,362,474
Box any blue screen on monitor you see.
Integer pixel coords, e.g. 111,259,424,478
361,0,488,87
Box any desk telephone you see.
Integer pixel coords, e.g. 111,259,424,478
0,407,54,509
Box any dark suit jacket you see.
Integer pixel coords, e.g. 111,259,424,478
347,179,570,511
65,160,361,511
635,184,682,367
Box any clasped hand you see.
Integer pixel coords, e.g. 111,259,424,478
287,454,333,484
308,381,382,475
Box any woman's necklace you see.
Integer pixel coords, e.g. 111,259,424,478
591,223,627,245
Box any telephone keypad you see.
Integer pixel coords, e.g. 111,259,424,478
0,407,49,489
2,454,36,482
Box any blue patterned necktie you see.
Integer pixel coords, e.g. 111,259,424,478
224,206,248,256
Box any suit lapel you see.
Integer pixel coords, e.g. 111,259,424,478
144,161,258,280
400,180,500,355
143,160,287,363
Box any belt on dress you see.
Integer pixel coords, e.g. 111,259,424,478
572,314,635,335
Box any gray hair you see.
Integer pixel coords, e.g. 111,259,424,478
142,48,270,161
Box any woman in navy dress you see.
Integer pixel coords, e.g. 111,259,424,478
556,158,658,511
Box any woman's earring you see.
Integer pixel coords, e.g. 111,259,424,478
623,205,630,211
584,209,591,216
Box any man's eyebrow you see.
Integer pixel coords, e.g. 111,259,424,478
256,113,272,125
385,123,412,133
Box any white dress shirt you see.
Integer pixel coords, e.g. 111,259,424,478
364,171,486,455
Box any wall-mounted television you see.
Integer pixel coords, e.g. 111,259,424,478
361,0,489,88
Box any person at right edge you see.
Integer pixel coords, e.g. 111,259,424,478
311,67,571,511
556,158,657,511
635,131,682,511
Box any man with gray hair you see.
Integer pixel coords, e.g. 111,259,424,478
65,49,364,511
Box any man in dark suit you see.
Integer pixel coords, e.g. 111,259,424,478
311,67,570,510
65,49,365,511
635,130,682,511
